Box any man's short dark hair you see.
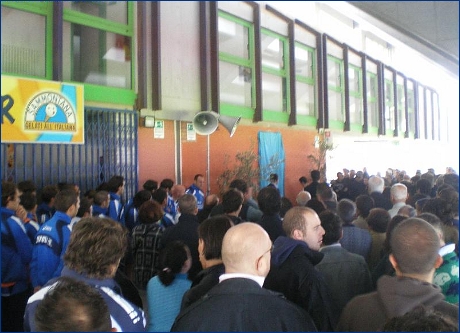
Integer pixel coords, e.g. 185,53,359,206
93,190,109,206
319,210,342,245
152,188,168,205
356,195,376,217
366,208,390,233
222,189,244,214
133,190,152,209
143,179,158,192
34,276,112,332
18,180,37,194
107,175,124,193
40,184,59,204
416,178,432,195
317,183,333,201
269,173,278,182
311,170,320,181
229,179,248,194
383,305,458,332
20,192,37,211
257,186,281,215
160,178,174,190
199,215,233,260
194,174,204,181
54,189,78,213
337,199,356,224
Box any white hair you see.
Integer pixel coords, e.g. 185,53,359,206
368,176,384,194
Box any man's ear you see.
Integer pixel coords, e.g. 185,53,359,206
389,253,398,271
292,229,303,241
434,254,443,269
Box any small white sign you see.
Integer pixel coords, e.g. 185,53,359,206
154,120,164,139
187,123,196,141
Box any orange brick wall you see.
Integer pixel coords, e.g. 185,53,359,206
139,120,319,205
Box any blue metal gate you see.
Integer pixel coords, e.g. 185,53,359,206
1,107,138,202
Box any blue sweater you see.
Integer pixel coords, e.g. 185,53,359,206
147,273,191,332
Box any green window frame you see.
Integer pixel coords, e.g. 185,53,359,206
396,83,406,138
1,1,53,80
218,11,256,120
63,2,135,105
384,78,395,137
295,42,316,127
366,72,379,134
261,28,290,123
407,85,416,139
327,55,345,130
348,64,363,132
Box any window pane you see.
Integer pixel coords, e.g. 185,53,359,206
327,59,341,87
64,1,128,25
63,23,131,89
262,73,286,112
418,86,426,139
407,88,416,135
426,91,432,139
296,81,314,116
218,16,249,59
261,34,284,70
433,93,439,140
397,85,406,135
328,90,343,122
385,81,395,134
366,74,378,128
219,61,252,108
349,67,360,92
350,96,362,124
295,46,313,78
1,7,46,77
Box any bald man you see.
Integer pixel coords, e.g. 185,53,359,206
263,206,339,332
337,218,459,331
171,223,316,332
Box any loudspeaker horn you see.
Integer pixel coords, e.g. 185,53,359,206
193,111,219,135
219,114,241,137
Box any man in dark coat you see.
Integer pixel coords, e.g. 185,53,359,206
161,194,202,280
263,206,339,332
171,222,317,332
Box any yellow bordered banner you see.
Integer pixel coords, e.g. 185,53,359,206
1,75,84,144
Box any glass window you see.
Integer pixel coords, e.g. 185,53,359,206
261,34,284,70
397,84,406,136
1,7,46,77
366,72,378,129
218,16,249,59
433,92,439,141
63,22,132,89
384,79,395,135
426,90,433,140
295,43,315,117
63,1,128,25
295,45,314,78
219,61,252,108
349,66,362,125
328,90,343,122
262,72,286,112
296,81,315,116
407,81,415,137
327,56,344,122
418,86,426,139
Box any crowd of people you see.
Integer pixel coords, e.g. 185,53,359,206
1,166,458,331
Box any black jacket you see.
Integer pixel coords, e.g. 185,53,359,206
172,278,317,332
180,263,225,310
263,236,339,332
161,213,202,280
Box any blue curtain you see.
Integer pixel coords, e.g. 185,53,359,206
258,131,285,196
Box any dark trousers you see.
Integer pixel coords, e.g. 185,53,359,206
2,289,31,332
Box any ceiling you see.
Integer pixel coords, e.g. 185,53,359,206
347,1,459,77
